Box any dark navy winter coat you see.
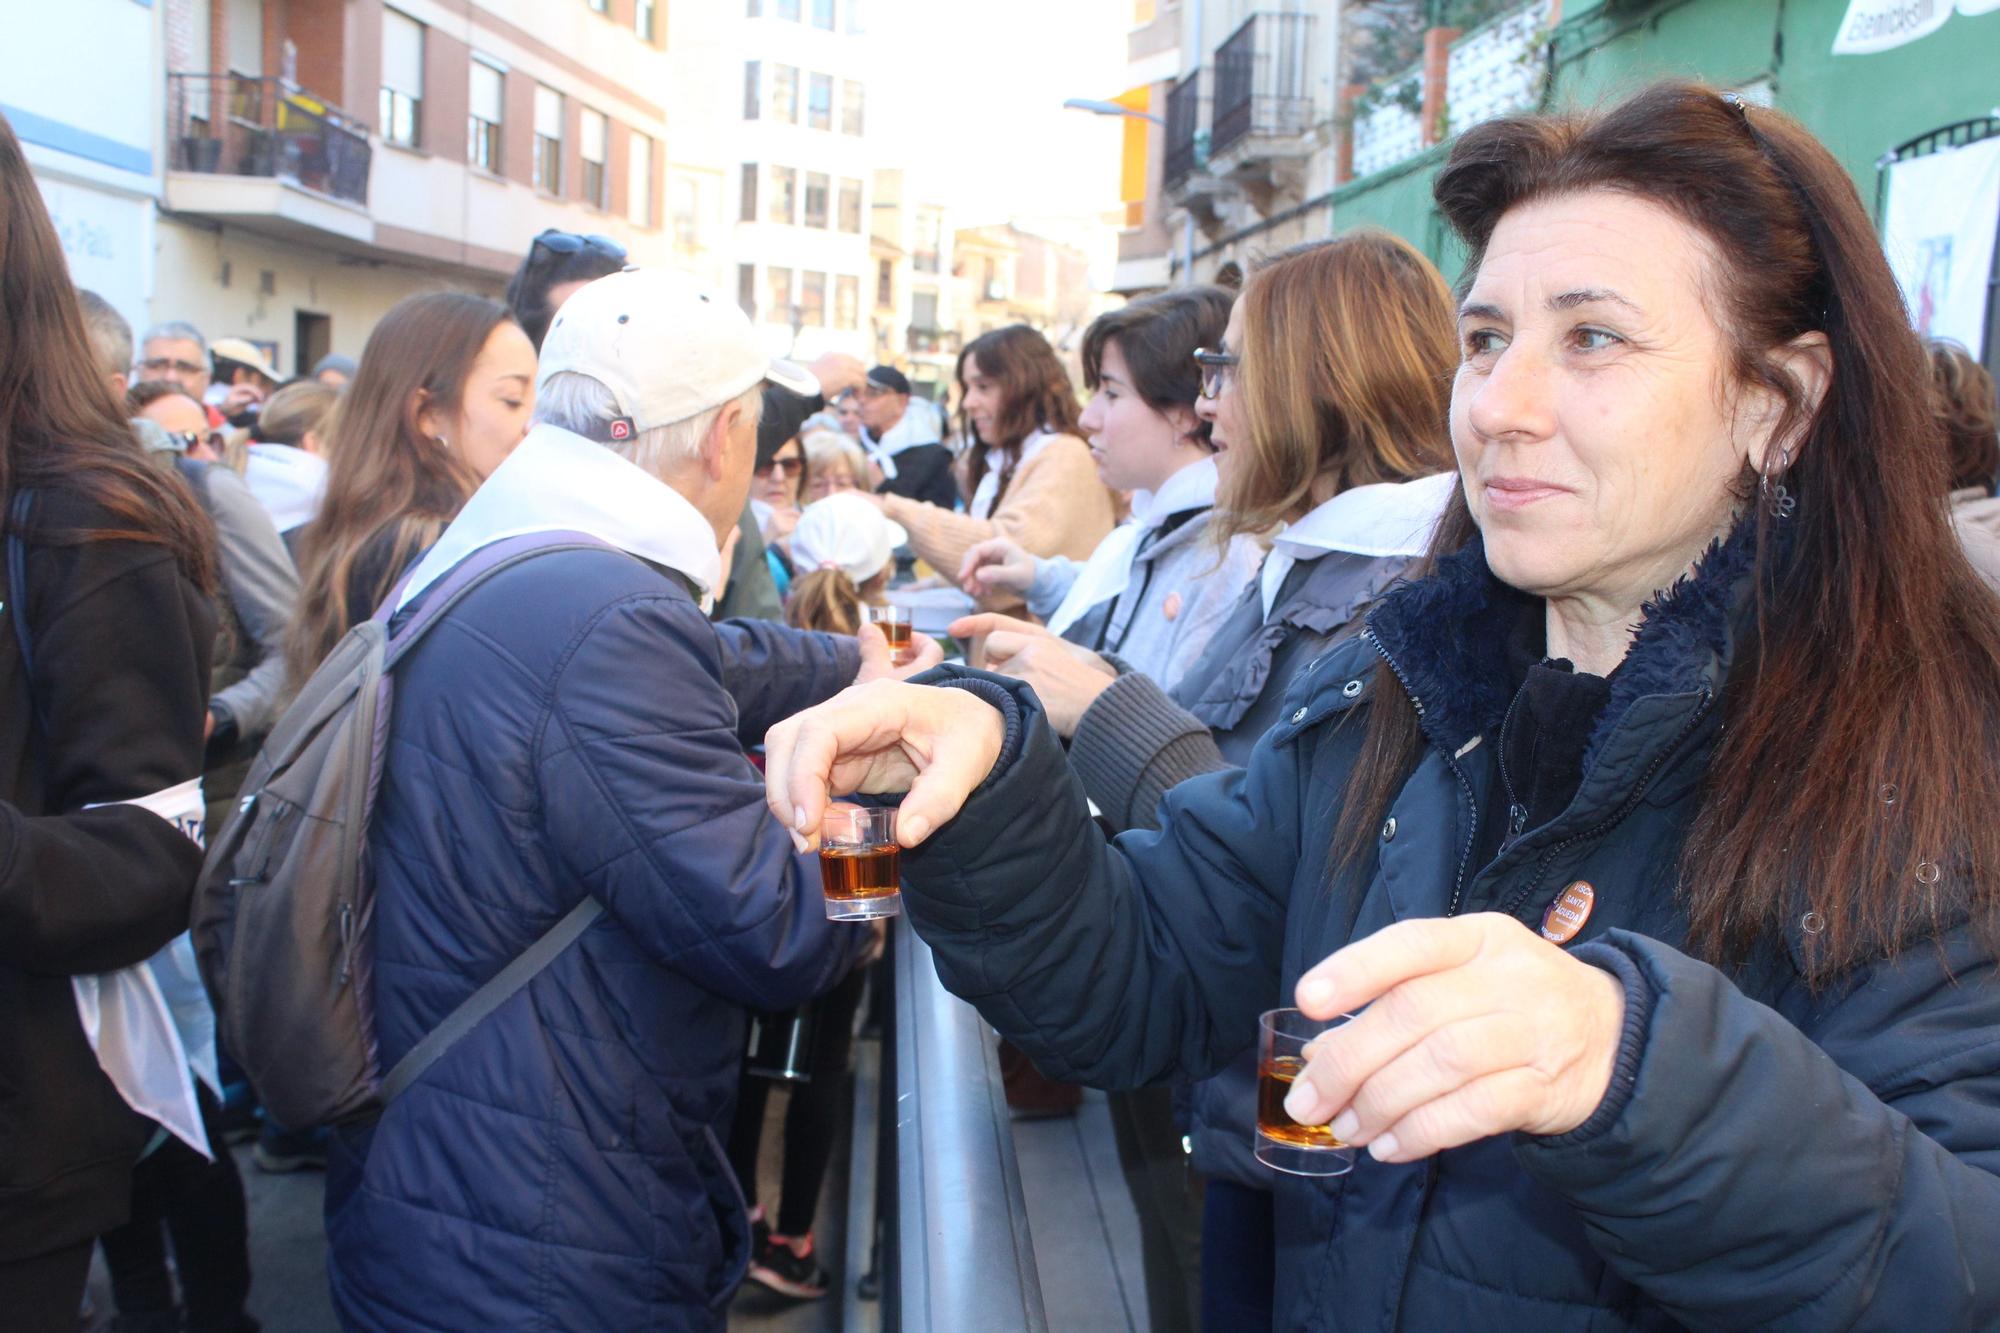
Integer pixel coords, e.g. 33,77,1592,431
324,546,862,1332
903,532,2000,1330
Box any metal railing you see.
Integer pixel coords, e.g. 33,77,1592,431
1211,11,1316,159
1164,69,1205,189
168,73,371,206
879,921,1048,1331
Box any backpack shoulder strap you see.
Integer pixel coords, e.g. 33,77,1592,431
376,529,617,670
378,896,603,1104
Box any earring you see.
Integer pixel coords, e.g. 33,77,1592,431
434,434,450,451
1760,448,1796,519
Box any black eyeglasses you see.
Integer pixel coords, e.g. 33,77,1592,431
530,230,628,263
1193,347,1239,400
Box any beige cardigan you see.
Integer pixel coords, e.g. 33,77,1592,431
881,433,1119,602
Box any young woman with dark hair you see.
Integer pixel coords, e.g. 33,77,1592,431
0,111,218,1329
287,292,535,682
503,229,628,351
770,83,2000,1329
876,324,1116,600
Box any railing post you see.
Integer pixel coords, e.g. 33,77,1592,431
1421,26,1459,146
1336,81,1365,186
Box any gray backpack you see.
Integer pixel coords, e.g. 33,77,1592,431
192,531,609,1128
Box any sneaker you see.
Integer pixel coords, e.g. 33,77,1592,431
252,1122,329,1173
746,1231,830,1301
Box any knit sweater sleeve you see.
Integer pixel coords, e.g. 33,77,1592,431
1067,668,1229,834
882,435,1116,591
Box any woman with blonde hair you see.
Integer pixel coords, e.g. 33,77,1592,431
286,292,536,682
802,428,870,503
877,324,1116,600
243,378,339,544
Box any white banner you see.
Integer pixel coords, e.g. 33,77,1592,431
1883,135,2000,356
1833,0,1952,52
1959,0,2000,15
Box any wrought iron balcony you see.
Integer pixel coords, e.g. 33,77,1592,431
1164,69,1205,190
169,73,371,206
1210,12,1315,160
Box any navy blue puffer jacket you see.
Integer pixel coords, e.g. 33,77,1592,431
902,531,2000,1331
324,546,862,1332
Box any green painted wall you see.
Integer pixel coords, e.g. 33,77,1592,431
1331,0,2000,274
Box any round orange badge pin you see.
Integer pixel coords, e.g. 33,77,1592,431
1539,881,1595,944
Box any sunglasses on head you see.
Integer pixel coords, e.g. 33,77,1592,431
530,230,628,263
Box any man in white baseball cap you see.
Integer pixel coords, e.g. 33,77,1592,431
324,269,937,1331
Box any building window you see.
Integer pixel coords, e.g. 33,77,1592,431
769,166,797,224
836,274,859,329
739,263,757,318
772,65,800,123
838,177,862,233
534,85,564,193
380,9,425,149
747,0,761,13
740,162,759,220
580,108,609,208
912,290,939,331
468,58,504,172
808,73,833,131
769,266,795,323
636,0,657,40
777,0,801,18
804,171,829,228
672,176,699,246
840,80,865,136
743,61,761,120
587,0,608,11
628,131,655,226
876,258,893,308
801,272,826,327
913,212,941,273
813,0,836,27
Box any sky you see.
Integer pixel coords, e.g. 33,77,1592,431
865,0,1134,231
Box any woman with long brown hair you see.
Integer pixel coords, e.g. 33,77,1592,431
876,324,1116,601
287,292,535,681
768,83,2000,1328
0,111,219,1328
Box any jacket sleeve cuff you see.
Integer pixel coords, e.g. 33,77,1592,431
1518,936,1656,1152
1069,670,1222,830
928,670,1024,787
1025,557,1076,619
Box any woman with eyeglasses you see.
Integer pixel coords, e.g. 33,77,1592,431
944,231,1457,1331
875,324,1117,605
503,229,628,352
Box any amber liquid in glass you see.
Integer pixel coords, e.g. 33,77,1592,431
1256,1056,1344,1149
879,618,913,665
819,842,901,900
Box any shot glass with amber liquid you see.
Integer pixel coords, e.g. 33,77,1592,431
818,804,902,921
1255,1007,1357,1177
867,604,914,666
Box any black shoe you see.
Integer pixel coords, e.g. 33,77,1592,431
252,1123,328,1173
746,1231,830,1301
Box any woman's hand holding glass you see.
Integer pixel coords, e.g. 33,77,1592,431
957,538,1037,599
764,679,1007,853
1282,914,1625,1164
949,613,1115,737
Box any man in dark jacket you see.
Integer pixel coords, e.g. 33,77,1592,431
858,365,960,511
324,270,924,1330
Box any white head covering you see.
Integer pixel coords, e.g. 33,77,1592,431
790,492,910,586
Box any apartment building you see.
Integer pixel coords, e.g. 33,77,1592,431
715,0,877,362
12,0,675,377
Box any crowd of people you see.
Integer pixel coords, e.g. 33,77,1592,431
6,76,2000,1333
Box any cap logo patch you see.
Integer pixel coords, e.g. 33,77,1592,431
608,417,635,441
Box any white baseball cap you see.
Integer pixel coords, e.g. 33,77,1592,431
536,267,819,442
789,492,909,586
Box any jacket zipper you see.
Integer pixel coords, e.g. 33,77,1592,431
1363,628,1481,918
1497,689,1715,921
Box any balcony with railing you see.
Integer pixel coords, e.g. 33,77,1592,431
1209,12,1316,171
170,73,371,204
164,72,376,249
1163,69,1205,191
